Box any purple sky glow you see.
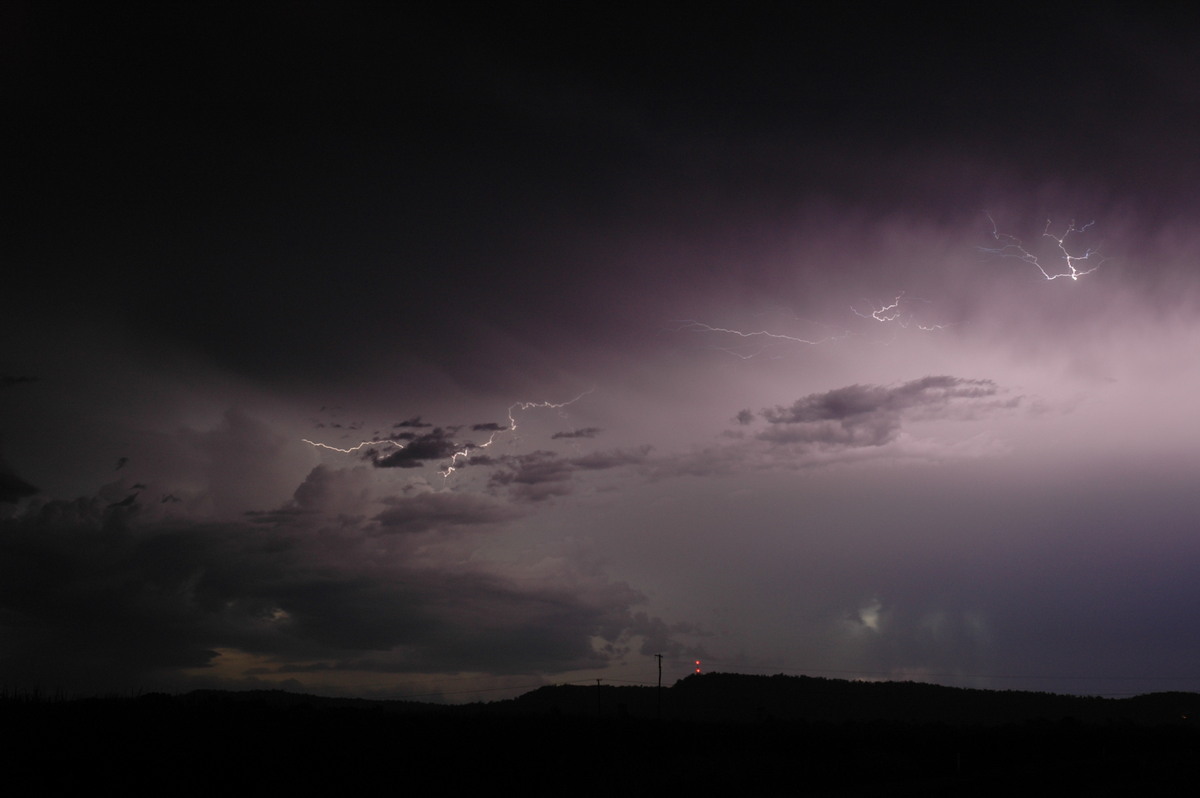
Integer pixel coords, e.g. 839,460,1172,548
5,3,1200,701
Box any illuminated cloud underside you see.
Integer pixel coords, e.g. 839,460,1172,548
5,5,1200,700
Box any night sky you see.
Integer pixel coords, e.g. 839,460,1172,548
6,2,1200,700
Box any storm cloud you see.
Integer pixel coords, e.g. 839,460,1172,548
755,377,1014,448
6,4,1200,701
0,480,662,693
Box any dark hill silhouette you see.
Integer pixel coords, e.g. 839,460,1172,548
31,672,1193,726
495,672,1199,726
4,675,1198,795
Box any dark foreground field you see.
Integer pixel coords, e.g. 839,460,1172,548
4,674,1197,795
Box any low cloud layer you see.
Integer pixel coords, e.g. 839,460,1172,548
754,376,1014,448
0,470,665,694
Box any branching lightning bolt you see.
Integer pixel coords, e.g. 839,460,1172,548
301,389,595,478
675,291,950,358
439,389,595,477
678,213,1098,360
851,292,949,332
852,292,905,323
982,213,1103,281
300,438,406,453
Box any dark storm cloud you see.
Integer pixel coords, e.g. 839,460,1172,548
488,451,575,502
466,454,498,466
756,377,1011,448
372,429,459,468
0,426,39,502
551,427,602,439
105,492,138,509
471,422,507,432
0,487,664,690
488,447,653,502
571,446,653,471
289,465,375,517
623,613,708,660
9,1,1200,703
279,570,647,675
375,492,522,534
10,2,1200,396
0,470,38,503
762,376,1000,424
0,499,261,690
645,377,1019,481
244,507,313,526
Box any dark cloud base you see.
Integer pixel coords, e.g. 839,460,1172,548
5,4,1200,702
0,477,663,694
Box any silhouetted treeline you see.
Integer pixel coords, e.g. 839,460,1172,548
3,674,1198,795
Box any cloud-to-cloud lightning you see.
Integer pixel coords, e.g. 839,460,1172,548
439,390,595,477
981,213,1104,281
300,390,595,478
300,438,407,454
851,292,949,333
675,294,948,358
670,320,842,359
852,293,906,324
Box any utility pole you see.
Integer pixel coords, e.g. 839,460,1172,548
655,653,663,720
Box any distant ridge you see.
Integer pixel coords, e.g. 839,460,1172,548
498,672,1200,726
6,673,1199,794
105,672,1200,727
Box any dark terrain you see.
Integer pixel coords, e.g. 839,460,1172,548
4,673,1197,795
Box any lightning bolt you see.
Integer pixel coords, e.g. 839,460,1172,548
676,293,949,358
439,389,595,477
301,389,595,478
300,438,406,453
852,292,906,323
981,213,1103,281
851,292,949,332
670,320,840,359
